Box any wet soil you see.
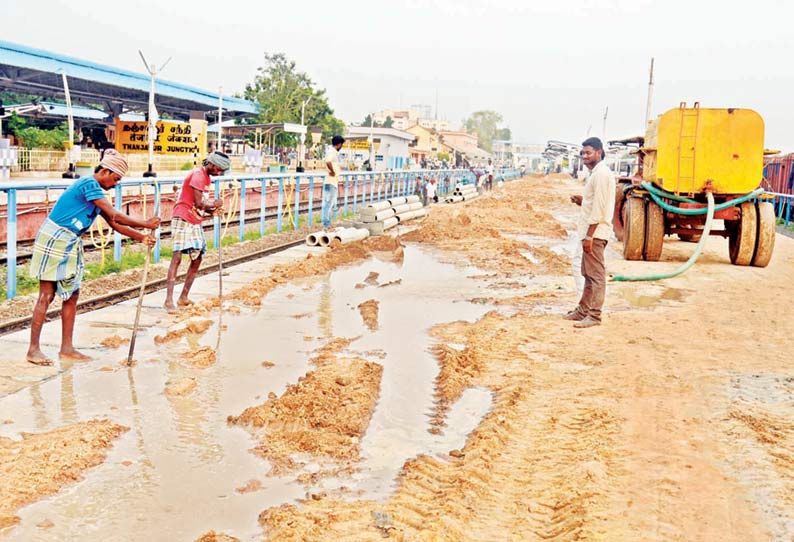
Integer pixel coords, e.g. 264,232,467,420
4,175,794,541
0,420,126,528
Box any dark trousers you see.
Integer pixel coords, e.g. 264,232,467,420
578,238,607,321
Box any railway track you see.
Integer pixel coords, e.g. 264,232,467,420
0,204,316,266
0,237,307,337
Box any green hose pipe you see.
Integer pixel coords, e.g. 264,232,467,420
643,183,763,216
640,182,698,203
611,191,715,282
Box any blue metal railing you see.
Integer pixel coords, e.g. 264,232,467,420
2,167,521,298
769,191,794,228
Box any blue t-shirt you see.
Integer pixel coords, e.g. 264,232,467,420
48,177,107,235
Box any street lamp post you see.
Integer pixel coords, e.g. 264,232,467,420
368,111,374,171
297,96,312,173
139,50,171,178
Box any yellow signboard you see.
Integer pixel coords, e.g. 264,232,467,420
115,119,207,155
343,139,379,151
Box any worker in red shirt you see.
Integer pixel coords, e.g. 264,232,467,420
164,151,229,313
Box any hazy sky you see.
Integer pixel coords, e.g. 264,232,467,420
5,0,794,150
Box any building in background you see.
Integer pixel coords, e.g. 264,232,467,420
492,139,513,166
342,125,415,170
371,105,449,132
406,124,448,165
513,143,547,172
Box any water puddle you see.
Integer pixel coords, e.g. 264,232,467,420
619,285,688,309
0,245,495,541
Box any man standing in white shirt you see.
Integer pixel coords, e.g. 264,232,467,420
323,135,345,228
564,137,616,328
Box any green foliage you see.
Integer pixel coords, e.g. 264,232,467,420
180,161,194,171
383,116,394,128
495,127,512,141
437,152,450,162
5,112,28,135
243,52,346,146
14,123,72,150
463,110,509,153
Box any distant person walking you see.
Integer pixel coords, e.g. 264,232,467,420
323,135,345,228
163,151,229,314
564,137,616,328
26,150,159,365
486,159,494,191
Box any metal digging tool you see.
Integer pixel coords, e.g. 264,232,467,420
126,240,152,366
215,236,223,351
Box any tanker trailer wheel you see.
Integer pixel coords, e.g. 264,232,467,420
643,200,665,261
622,196,646,261
728,201,757,266
751,201,776,267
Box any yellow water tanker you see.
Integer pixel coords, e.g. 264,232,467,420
614,103,774,268
642,104,764,196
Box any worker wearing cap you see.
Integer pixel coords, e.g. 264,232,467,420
26,150,160,365
164,151,229,314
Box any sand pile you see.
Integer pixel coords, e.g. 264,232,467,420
185,346,217,368
357,300,380,331
0,420,127,528
229,358,382,474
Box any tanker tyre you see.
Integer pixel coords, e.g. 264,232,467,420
728,202,757,266
751,201,776,267
644,200,665,261
622,196,646,261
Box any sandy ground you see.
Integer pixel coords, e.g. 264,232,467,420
0,419,126,528
252,176,794,541
3,174,794,541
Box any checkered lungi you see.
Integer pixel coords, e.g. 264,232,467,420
29,218,84,300
171,217,207,260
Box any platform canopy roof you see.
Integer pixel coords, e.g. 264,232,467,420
0,40,258,122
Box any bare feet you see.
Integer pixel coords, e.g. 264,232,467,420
164,300,179,314
26,349,54,366
177,297,194,307
58,349,93,362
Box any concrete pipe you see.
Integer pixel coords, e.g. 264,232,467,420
383,217,399,230
406,202,424,211
361,200,393,213
306,231,326,246
388,196,408,207
318,232,334,247
391,203,412,214
446,195,464,203
361,208,396,222
462,193,480,201
332,227,370,244
405,195,421,204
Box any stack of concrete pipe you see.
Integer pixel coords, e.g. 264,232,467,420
356,195,428,234
306,227,370,247
445,183,479,204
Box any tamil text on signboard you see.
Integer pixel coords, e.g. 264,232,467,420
115,119,207,155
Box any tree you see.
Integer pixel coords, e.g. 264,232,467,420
383,116,394,128
463,110,507,152
495,127,512,141
244,53,345,146
362,114,381,128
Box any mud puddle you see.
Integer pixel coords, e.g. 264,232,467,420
0,245,495,540
619,285,688,309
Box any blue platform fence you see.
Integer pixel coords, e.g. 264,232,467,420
2,168,522,299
